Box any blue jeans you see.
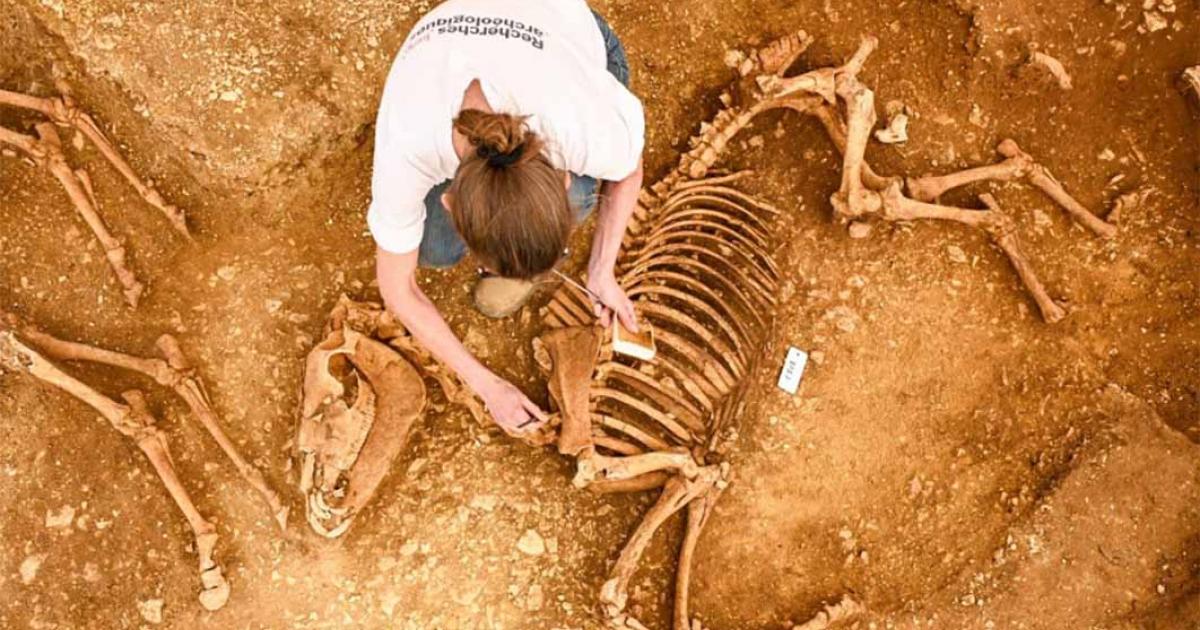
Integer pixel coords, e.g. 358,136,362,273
418,9,631,268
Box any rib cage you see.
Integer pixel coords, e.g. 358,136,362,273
541,30,815,460
535,31,817,629
544,180,780,457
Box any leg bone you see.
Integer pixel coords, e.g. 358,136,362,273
674,482,725,630
907,139,1116,239
829,74,882,220
19,325,289,528
574,447,701,489
878,186,1067,323
598,467,721,618
0,332,230,609
0,88,190,239
997,139,1116,238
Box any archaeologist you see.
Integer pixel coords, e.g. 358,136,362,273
370,0,644,435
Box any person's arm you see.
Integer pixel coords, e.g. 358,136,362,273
376,247,547,433
586,158,644,330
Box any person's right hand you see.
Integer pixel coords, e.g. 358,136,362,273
474,373,548,435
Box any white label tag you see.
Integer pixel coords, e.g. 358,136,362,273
777,346,808,395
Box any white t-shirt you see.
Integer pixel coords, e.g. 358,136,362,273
368,0,646,254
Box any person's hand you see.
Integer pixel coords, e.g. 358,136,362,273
473,373,548,435
586,269,638,331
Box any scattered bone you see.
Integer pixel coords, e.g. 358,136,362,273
1107,187,1153,224
875,101,909,144
1027,51,1073,90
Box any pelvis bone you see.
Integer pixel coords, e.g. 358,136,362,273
297,297,427,538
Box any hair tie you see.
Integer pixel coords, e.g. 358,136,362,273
477,144,525,168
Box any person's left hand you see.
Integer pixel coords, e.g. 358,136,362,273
586,270,638,331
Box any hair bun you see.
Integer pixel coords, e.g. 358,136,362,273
454,109,543,169
477,144,526,168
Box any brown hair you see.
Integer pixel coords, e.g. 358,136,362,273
448,109,572,279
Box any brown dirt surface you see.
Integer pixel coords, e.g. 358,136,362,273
2,0,1198,628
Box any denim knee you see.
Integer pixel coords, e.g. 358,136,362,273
591,10,631,87
417,181,467,268
570,174,599,221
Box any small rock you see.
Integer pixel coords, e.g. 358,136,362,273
723,49,746,70
215,265,237,281
462,328,490,358
517,529,546,556
824,306,859,333
968,104,985,127
469,494,499,512
219,90,240,102
81,562,101,583
1143,11,1168,32
847,221,872,239
20,554,46,584
45,505,76,528
946,245,968,264
1033,208,1053,230
137,598,164,624
809,350,826,365
526,584,545,611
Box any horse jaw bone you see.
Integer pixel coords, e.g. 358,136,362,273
296,321,427,538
